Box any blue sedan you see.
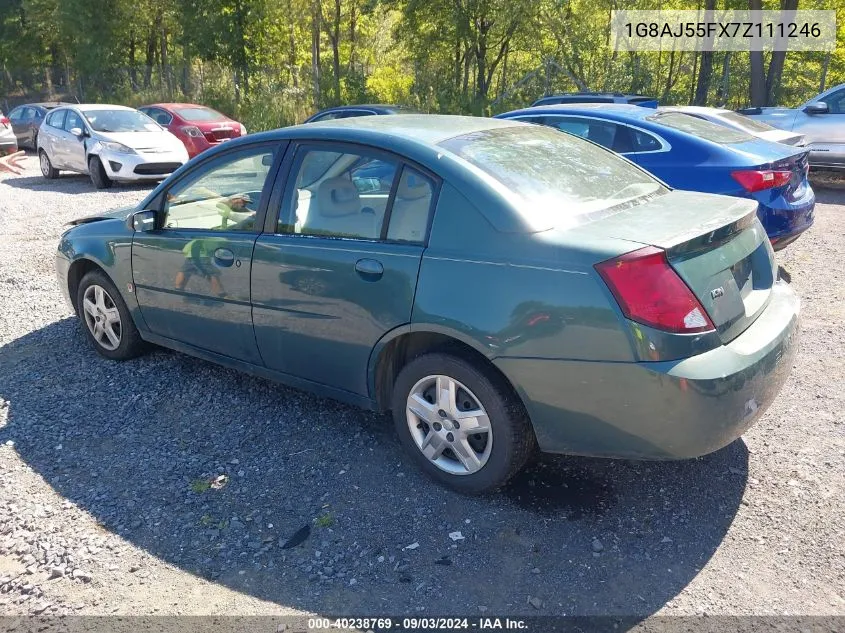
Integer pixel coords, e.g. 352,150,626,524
496,104,815,249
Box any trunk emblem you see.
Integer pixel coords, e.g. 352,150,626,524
711,287,725,299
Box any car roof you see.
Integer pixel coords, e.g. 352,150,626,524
660,105,731,116
287,113,520,145
502,103,658,121
63,104,137,111
146,103,220,110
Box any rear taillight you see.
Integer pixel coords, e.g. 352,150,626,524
731,169,791,193
181,125,203,138
238,123,247,136
0,116,10,127
595,246,715,334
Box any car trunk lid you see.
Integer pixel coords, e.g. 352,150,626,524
584,190,775,343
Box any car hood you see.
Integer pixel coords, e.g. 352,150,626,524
67,205,137,226
95,129,184,152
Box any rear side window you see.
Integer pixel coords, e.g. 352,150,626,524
46,109,67,129
647,112,752,143
439,125,667,227
631,129,662,152
8,108,24,122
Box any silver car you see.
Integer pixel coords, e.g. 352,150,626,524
0,110,18,156
37,104,188,189
740,83,845,169
661,106,805,147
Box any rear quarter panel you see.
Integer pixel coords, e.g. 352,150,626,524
412,183,634,362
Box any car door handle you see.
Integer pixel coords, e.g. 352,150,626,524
213,248,235,267
355,258,384,280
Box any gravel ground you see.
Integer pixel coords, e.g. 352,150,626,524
0,156,843,619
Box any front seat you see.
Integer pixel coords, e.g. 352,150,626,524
307,177,378,239
387,171,431,242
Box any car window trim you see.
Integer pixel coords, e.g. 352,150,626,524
269,140,442,246
151,140,288,235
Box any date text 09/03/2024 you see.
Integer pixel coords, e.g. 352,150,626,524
307,617,529,630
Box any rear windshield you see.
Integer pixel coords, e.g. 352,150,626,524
174,107,227,122
718,111,777,133
439,125,668,227
647,112,753,143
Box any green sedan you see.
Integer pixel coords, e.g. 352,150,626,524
55,115,800,493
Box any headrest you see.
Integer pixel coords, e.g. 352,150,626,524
397,171,430,200
317,177,360,217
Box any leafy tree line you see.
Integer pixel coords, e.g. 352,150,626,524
1,0,843,131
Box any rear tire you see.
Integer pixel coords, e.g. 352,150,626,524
88,155,112,189
76,269,146,360
391,352,536,494
39,150,58,179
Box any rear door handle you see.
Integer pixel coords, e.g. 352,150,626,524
213,248,235,267
355,258,384,280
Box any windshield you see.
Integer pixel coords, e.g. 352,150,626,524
174,106,228,122
82,109,160,133
718,111,778,133
439,125,667,228
647,112,753,143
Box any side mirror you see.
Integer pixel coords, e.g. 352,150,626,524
128,209,157,232
70,127,88,138
804,102,829,115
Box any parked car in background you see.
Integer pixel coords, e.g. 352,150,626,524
497,104,815,250
303,104,421,123
38,104,188,189
531,92,658,108
662,106,806,147
56,115,799,493
0,110,18,156
739,83,845,169
139,103,246,159
7,102,72,150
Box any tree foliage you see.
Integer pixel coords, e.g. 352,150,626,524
1,0,844,131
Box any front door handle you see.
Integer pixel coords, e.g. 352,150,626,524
355,258,384,280
213,248,235,267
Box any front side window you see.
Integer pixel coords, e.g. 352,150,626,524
46,109,67,129
439,125,667,229
64,111,84,133
163,146,277,232
819,89,845,114
148,108,173,126
282,147,400,240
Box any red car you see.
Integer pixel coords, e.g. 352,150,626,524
138,103,246,158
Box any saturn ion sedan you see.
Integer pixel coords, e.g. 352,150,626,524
55,115,799,493
38,104,188,189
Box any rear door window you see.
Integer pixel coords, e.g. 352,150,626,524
543,115,620,150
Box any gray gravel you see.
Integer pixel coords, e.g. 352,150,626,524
0,156,843,617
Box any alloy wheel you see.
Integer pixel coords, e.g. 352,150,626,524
405,374,493,475
39,152,50,176
82,284,122,351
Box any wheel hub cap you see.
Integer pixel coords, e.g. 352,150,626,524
406,375,492,476
82,284,122,351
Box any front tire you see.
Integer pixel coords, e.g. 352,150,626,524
39,150,59,179
391,353,536,494
76,269,146,360
88,155,112,189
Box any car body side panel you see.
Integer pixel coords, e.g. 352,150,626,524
412,184,634,362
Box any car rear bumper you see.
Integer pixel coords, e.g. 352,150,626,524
0,138,18,155
97,148,187,181
496,281,799,460
757,183,815,245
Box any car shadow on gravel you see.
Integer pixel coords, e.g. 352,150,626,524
0,318,749,617
0,173,156,193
